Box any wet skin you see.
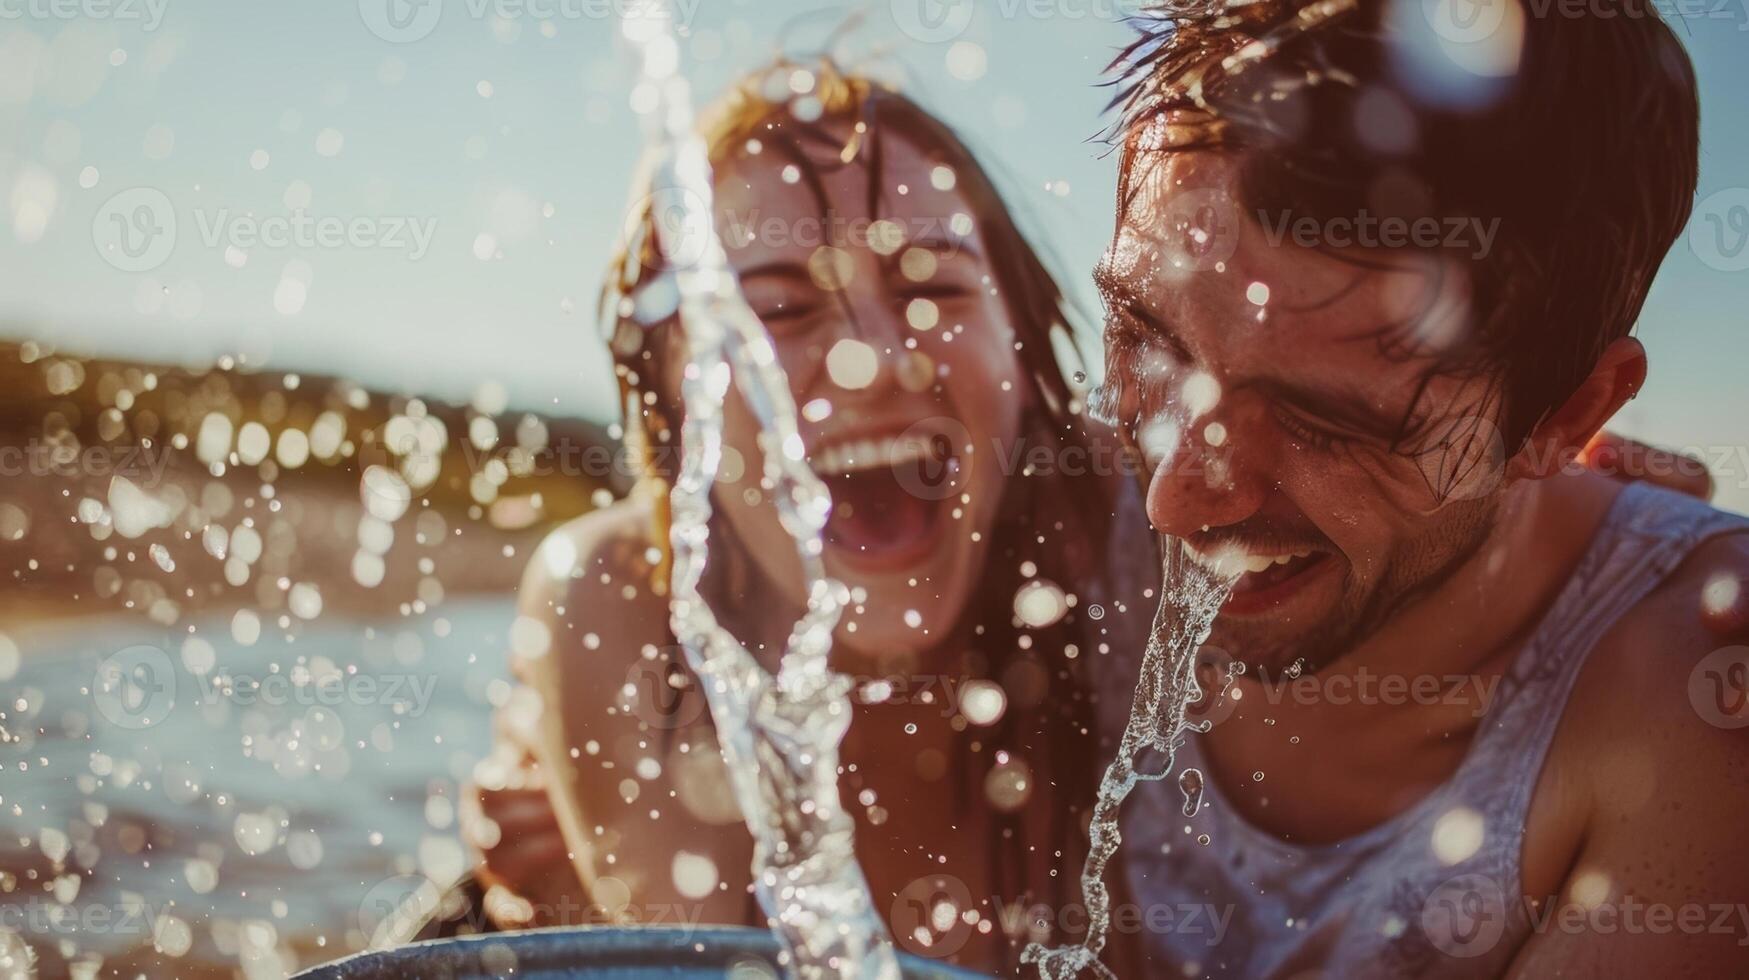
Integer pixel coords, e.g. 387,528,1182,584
466,125,1128,971
1107,148,1749,976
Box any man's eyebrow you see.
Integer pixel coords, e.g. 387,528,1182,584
1093,261,1194,363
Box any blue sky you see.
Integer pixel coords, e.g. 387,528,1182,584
2,0,1746,510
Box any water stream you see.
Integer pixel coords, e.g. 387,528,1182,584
1023,544,1233,979
621,5,899,978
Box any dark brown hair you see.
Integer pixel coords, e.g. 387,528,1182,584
1107,0,1700,454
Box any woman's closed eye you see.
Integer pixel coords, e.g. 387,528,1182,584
745,284,829,333
753,297,822,324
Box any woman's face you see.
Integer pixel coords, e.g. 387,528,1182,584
669,121,1027,662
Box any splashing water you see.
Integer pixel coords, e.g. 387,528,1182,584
621,5,898,978
1023,543,1234,979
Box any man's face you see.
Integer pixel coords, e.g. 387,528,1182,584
1101,150,1507,673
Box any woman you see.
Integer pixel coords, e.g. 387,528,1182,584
459,58,1158,974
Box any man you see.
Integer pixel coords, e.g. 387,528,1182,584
1097,0,1749,976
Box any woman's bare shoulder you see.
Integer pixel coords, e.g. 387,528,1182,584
514,499,671,676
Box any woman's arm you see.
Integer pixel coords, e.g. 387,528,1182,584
506,502,756,929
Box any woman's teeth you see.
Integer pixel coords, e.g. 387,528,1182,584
1180,540,1314,577
811,435,934,476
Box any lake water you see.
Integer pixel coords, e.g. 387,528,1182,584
0,597,514,979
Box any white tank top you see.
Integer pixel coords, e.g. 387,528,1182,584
1108,482,1747,978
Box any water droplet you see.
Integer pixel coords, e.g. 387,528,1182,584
960,680,1007,727
1178,767,1204,817
825,339,879,391
1013,579,1069,629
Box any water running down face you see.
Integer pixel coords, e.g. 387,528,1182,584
1100,151,1504,675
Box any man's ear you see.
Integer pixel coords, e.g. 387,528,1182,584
1506,337,1647,481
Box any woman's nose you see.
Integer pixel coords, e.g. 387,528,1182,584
1142,404,1270,538
820,291,910,394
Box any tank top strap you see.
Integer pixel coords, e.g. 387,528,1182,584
1393,481,1749,976
1478,482,1749,794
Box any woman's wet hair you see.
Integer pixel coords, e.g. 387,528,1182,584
605,59,1088,491
600,57,1130,961
1105,0,1699,456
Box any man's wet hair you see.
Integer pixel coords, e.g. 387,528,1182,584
1108,0,1700,451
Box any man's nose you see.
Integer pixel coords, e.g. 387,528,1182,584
1143,402,1270,538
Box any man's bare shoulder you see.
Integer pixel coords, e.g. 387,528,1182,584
1581,525,1749,708
1510,522,1749,972
1561,523,1749,819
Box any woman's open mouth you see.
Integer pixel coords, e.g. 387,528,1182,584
814,430,957,571
1179,539,1337,616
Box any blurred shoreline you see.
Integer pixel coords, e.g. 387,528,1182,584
0,335,621,977
0,336,623,634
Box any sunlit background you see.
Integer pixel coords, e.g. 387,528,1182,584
3,1,1747,499
1,0,1747,977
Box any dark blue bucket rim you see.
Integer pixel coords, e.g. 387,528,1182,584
292,924,992,979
